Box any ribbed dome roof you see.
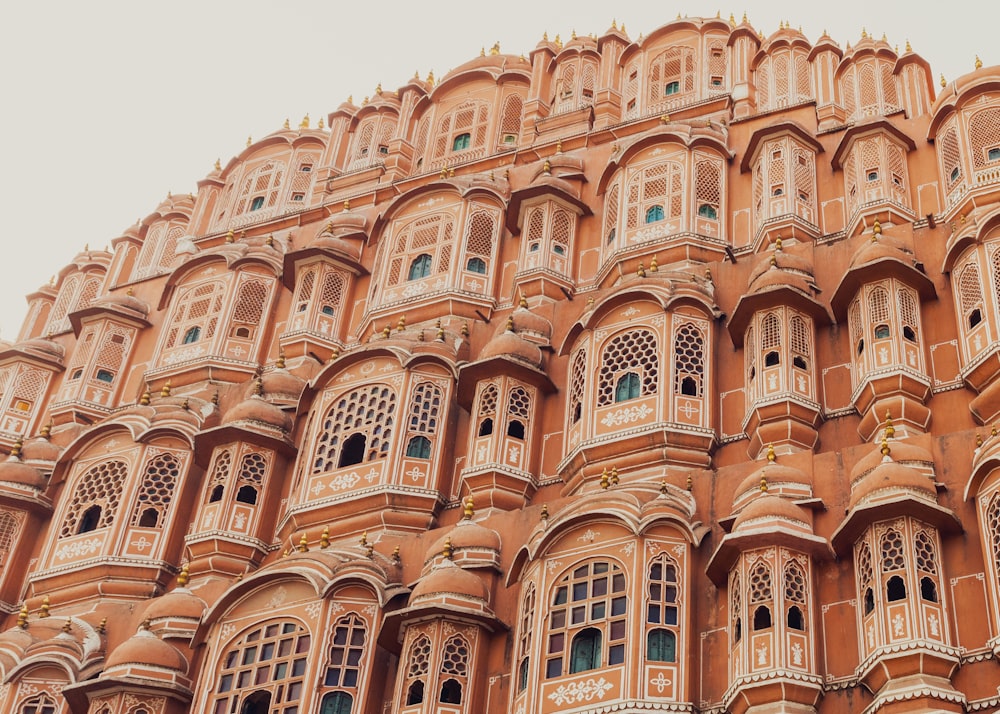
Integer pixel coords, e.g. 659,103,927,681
20,434,61,463
0,456,45,490
746,243,816,296
732,492,812,534
92,291,150,317
734,463,811,506
258,367,306,403
850,231,913,270
14,337,65,361
851,439,933,481
410,560,490,603
223,394,292,432
143,587,207,622
428,519,501,561
510,301,552,342
105,628,188,672
849,455,937,510
479,322,542,367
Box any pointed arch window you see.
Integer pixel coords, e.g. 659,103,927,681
19,694,58,714
598,329,659,406
516,583,536,692
131,452,181,529
646,553,680,663
61,459,127,537
403,634,431,705
323,613,366,689
312,385,397,473
408,254,433,281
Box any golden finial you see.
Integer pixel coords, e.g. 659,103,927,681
881,33,887,43
541,504,549,519
905,39,912,52
554,34,562,49
253,378,264,397
760,473,768,492
160,381,171,398
686,474,693,491
39,595,50,618
587,296,595,307
766,443,776,462
873,218,882,236
181,398,190,412
40,422,52,439
440,166,449,179
225,229,235,243
382,324,392,338
620,23,626,35
940,73,947,88
775,236,783,252
397,315,406,332
140,388,151,406
298,532,308,552
276,350,286,369
362,96,369,104
519,293,528,308
658,480,668,495
463,495,475,519
318,116,324,129
637,262,646,277
742,11,747,23
214,158,221,171
729,13,736,26
62,618,72,634
461,322,470,337
426,70,435,86
436,322,445,341
556,139,562,153
442,537,453,560
282,118,290,130
609,466,619,486
347,94,353,104
660,114,670,123
543,159,551,174
505,315,515,333
885,411,895,438
448,167,455,177
359,531,368,547
480,46,486,57
177,563,190,587
265,234,274,247
211,390,220,406
976,55,983,70
320,526,330,549
861,27,867,39
247,135,252,147
330,346,340,360
977,433,984,447
10,436,22,460
392,545,401,563
97,617,106,634
881,436,891,457
490,41,501,55
650,256,658,272
600,468,610,490
17,603,28,629
993,425,998,437
611,19,617,30
571,29,577,40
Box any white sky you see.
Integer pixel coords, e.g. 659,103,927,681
0,0,995,338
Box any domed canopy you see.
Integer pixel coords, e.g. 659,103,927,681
0,455,46,491
510,301,553,343
410,559,491,605
258,367,306,405
479,324,542,367
850,439,933,481
426,519,501,567
105,627,188,673
143,587,207,622
20,433,62,464
733,463,812,511
223,393,293,433
849,455,937,510
732,492,812,534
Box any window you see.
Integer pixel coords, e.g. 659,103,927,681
764,351,780,367
250,196,265,211
607,228,616,244
646,629,676,662
339,433,367,467
771,185,784,196
71,368,83,380
645,205,665,223
787,605,804,630
378,145,389,155
312,385,397,474
210,621,311,714
664,81,680,95
407,254,433,281
569,628,602,673
61,459,127,537
478,418,493,436
753,605,772,630
291,192,305,202
516,584,535,692
319,692,353,714
698,204,718,219
183,326,201,344
990,147,1000,162
440,679,462,704
614,373,641,402
866,169,879,182
886,575,906,601
711,76,723,87
466,257,486,273
452,133,471,151
19,694,58,714
951,166,961,182
324,614,366,688
874,324,890,339
78,505,102,534
598,329,658,407
406,435,431,459
546,561,627,678
404,634,431,705
131,452,181,530
95,369,114,383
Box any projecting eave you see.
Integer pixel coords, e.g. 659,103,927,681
740,120,824,173
966,435,1000,500
830,497,962,555
706,527,833,587
831,118,917,170
456,356,555,411
928,65,1000,138
728,286,832,346
830,257,936,320
942,205,1000,272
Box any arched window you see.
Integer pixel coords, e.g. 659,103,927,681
507,421,525,439
598,330,658,406
61,459,128,537
463,209,497,284
319,692,353,714
163,280,225,353
568,349,587,426
0,510,22,568
857,542,875,615
476,383,498,437
698,204,718,219
646,629,677,662
886,575,907,601
233,452,267,507
674,323,705,397
439,635,469,702
546,561,627,678
881,529,907,602
569,628,602,673
914,530,940,603
784,559,807,631
787,605,804,630
184,326,201,343
615,372,641,402
753,605,772,630
404,634,431,705
210,620,311,714
478,418,493,436
452,133,471,152
19,694,58,714
312,385,397,473
131,452,181,529
516,583,535,693
440,679,462,704
408,254,433,280
324,614,366,689
731,571,743,645
645,205,665,223
507,386,531,442
206,449,233,504
466,257,486,273
406,436,431,458
748,560,773,631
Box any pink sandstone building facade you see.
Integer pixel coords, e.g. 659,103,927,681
2,13,1000,714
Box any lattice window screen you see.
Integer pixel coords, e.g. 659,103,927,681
597,329,659,406
969,107,1000,169
311,385,397,473
61,459,127,536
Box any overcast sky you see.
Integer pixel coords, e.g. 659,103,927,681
0,0,994,338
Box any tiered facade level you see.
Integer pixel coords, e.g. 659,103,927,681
4,14,1000,714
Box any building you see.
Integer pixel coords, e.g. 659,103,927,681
1,13,1000,714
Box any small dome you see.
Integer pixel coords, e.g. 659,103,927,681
746,247,816,295
733,463,811,506
479,327,542,367
427,520,501,564
849,456,937,510
410,560,490,604
258,367,306,404
732,492,812,534
106,628,188,672
850,231,913,270
223,394,292,432
0,456,45,490
851,439,933,481
149,400,202,430
14,337,65,361
92,291,150,318
511,302,552,342
21,434,61,463
143,587,207,622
